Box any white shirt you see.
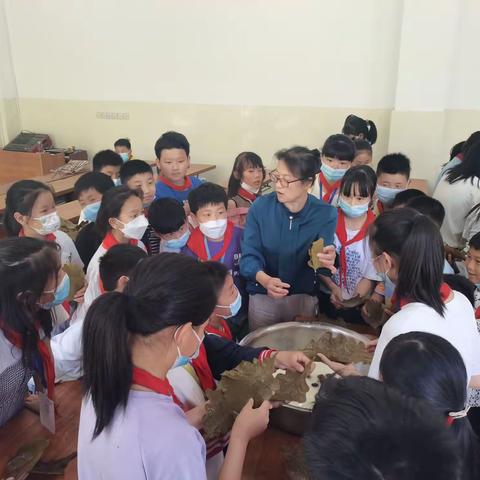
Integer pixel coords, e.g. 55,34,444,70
52,230,83,268
310,176,340,206
368,290,480,383
433,175,480,248
50,321,84,382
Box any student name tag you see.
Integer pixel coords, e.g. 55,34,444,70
39,391,56,434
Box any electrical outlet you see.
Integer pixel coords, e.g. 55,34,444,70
96,112,130,120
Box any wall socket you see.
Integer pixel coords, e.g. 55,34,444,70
96,112,130,120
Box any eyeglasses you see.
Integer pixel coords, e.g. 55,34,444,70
269,171,305,188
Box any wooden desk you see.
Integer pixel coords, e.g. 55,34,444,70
409,178,429,194
151,162,216,177
57,201,81,222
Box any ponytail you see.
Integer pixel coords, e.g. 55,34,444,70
366,120,377,145
342,115,377,145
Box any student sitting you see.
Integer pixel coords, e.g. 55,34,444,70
303,376,461,480
374,153,411,214
114,137,133,162
92,149,123,185
390,188,425,209
351,139,372,167
74,172,114,269
342,114,377,145
184,182,243,286
154,131,203,204
148,198,190,253
120,160,159,254
51,244,147,382
312,134,356,205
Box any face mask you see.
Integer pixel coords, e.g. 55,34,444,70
376,185,404,205
338,197,369,218
199,218,227,239
241,182,260,194
113,178,122,186
321,163,348,183
32,211,61,236
82,201,101,223
119,214,149,240
164,229,190,250
119,152,129,162
172,327,204,369
40,274,71,310
216,288,242,318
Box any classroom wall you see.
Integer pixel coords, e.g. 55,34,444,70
2,0,480,186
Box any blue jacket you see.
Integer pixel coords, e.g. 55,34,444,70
240,192,337,295
155,176,203,203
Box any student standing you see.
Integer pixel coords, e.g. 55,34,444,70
92,150,123,185
114,138,133,162
341,114,377,144
352,139,373,167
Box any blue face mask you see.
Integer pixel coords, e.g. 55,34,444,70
338,197,369,218
82,201,101,223
376,185,405,205
321,163,348,183
171,327,204,369
164,229,190,250
119,152,129,162
113,178,121,187
217,288,242,318
40,274,71,310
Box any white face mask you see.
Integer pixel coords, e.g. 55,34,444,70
119,214,149,240
240,182,260,195
199,218,227,239
32,211,61,235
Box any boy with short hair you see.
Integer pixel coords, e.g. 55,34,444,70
464,232,480,321
114,138,133,162
92,150,123,184
374,153,411,214
148,198,190,253
154,131,203,203
390,188,426,209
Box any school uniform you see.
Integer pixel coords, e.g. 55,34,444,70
141,225,160,256
310,173,340,206
229,188,259,227
463,208,480,244
435,153,463,188
155,175,203,203
50,320,83,382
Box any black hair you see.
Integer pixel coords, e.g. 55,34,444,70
446,139,480,186
148,198,186,234
4,180,53,237
274,146,320,186
114,138,131,150
443,274,475,307
203,261,229,298
342,114,378,145
95,186,143,238
322,134,356,162
463,131,480,155
227,152,266,198
450,141,465,161
82,253,217,437
188,182,227,214
92,150,123,171
353,138,373,154
370,208,445,315
380,332,479,480
304,376,460,480
0,238,60,369
154,131,190,159
376,153,411,179
406,196,445,228
390,188,426,208
74,172,114,198
119,159,153,185
340,165,376,199
99,244,147,292
470,232,480,251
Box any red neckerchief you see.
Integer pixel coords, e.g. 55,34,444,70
475,306,480,320
394,283,452,309
191,344,216,392
102,231,138,249
376,200,384,215
237,187,257,203
19,229,56,242
1,320,55,400
318,172,341,204
336,209,375,288
187,221,234,261
158,175,192,192
132,367,183,408
205,318,233,341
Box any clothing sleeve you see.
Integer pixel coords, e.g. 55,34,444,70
367,317,399,379
317,207,338,277
463,209,480,244
57,231,84,268
50,321,84,382
239,202,266,281
363,237,381,281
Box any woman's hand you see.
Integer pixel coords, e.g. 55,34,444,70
316,353,360,377
265,276,290,299
273,351,311,372
231,399,271,444
316,245,337,275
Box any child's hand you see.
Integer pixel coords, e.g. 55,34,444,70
330,284,344,309
355,279,373,299
231,399,271,443
316,353,359,377
366,338,378,354
265,277,290,299
273,351,311,372
316,245,337,275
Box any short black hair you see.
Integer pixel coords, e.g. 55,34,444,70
154,131,190,159
376,153,411,179
204,261,229,298
470,232,480,251
354,138,372,154
188,182,227,214
304,376,461,480
119,159,153,185
148,198,186,234
114,138,131,150
322,134,356,162
443,274,475,307
92,149,123,171
406,196,445,228
450,141,465,160
274,146,320,186
74,172,114,198
391,189,426,208
340,165,376,198
99,244,147,292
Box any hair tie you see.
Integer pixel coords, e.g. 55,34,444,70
446,406,470,426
